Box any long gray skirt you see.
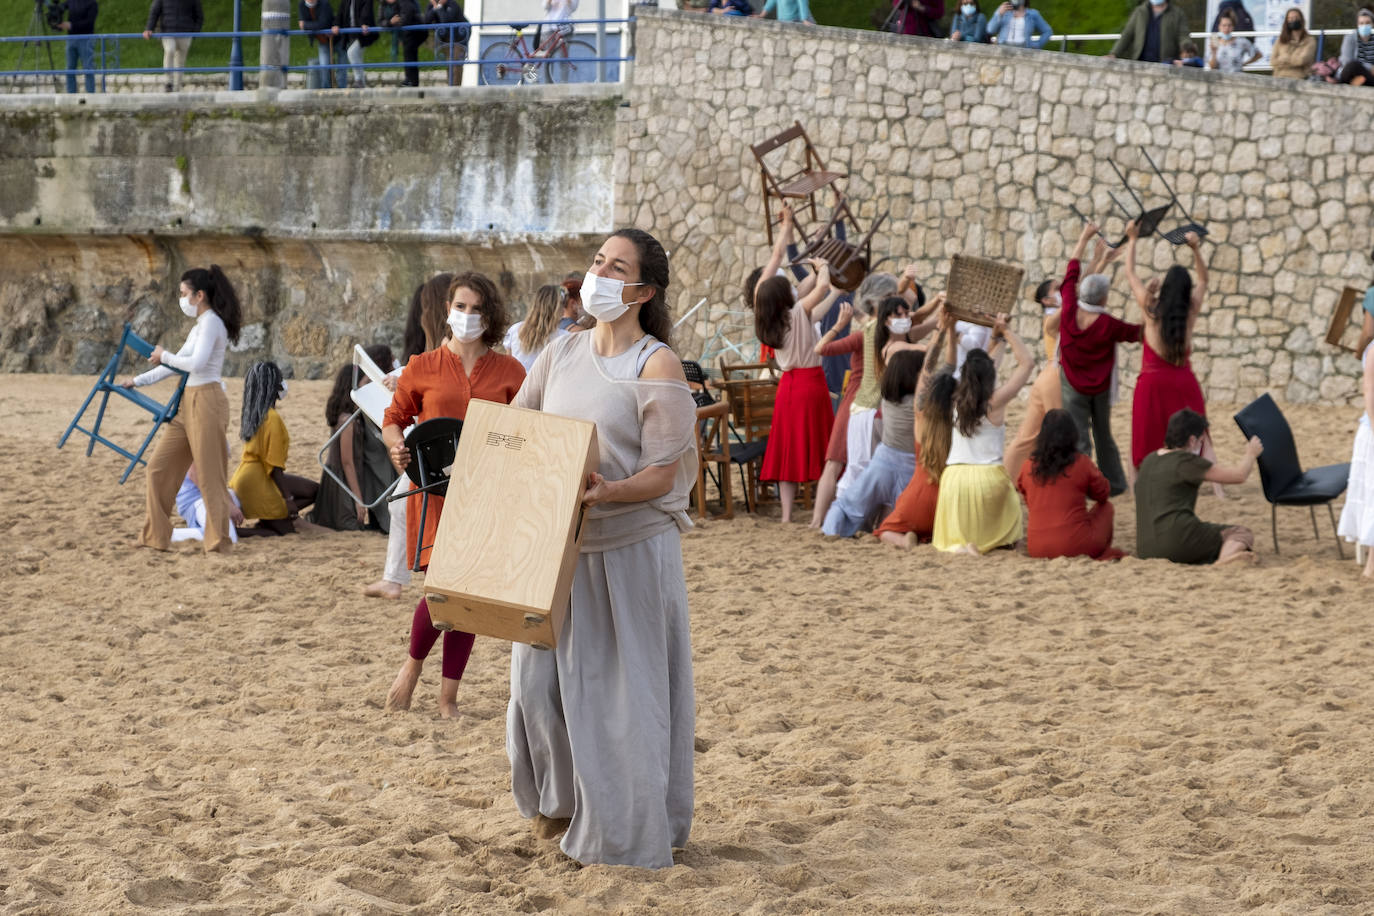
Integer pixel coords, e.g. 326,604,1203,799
506,527,694,868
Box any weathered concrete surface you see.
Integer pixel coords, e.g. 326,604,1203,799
0,232,601,379
0,84,618,237
621,9,1374,406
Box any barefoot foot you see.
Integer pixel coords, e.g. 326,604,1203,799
438,677,461,720
363,580,403,600
385,658,422,712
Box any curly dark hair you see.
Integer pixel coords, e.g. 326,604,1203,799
953,348,996,437
447,271,509,351
1152,265,1193,366
1030,409,1082,485
753,276,794,350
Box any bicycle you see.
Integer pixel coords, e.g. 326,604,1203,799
478,23,597,86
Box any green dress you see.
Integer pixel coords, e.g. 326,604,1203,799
1134,450,1227,564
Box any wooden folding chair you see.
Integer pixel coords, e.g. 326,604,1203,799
751,121,847,245
694,401,733,519
788,195,890,292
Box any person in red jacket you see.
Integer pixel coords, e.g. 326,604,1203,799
1015,409,1122,560
1058,220,1142,497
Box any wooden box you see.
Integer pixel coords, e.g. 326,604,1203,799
422,399,599,650
1325,286,1364,353
945,254,1025,328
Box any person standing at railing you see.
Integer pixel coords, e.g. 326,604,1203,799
987,0,1053,50
380,0,423,86
1340,9,1374,69
1270,7,1316,79
890,0,944,38
425,0,468,86
1207,9,1260,73
299,0,337,89
752,0,814,24
142,0,203,93
949,3,988,43
334,0,377,88
1105,0,1189,65
57,0,98,94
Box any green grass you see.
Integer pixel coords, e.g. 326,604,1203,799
0,0,445,79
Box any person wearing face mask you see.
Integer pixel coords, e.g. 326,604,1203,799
949,2,988,43
1135,409,1262,565
987,0,1053,50
382,271,525,719
506,229,699,868
1270,7,1316,80
1107,0,1190,65
230,361,319,537
1341,9,1374,69
122,265,242,554
1208,9,1260,73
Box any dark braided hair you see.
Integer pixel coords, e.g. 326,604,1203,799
1153,265,1193,366
240,361,283,442
1030,409,1081,485
611,228,672,346
182,265,242,344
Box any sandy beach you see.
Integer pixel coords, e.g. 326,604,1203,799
3,372,1373,914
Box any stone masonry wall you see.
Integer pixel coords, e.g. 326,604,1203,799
618,9,1374,406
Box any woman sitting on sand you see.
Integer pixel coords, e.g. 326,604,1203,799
1135,408,1263,566
382,272,525,719
230,361,319,536
309,345,395,533
931,315,1034,555
1014,409,1122,560
821,348,923,537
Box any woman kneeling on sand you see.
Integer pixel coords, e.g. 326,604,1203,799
1135,408,1263,566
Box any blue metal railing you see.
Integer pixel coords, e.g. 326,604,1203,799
0,17,634,93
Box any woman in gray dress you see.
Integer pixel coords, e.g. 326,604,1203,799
506,228,698,868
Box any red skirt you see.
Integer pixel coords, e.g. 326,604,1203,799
761,366,833,483
1131,342,1205,468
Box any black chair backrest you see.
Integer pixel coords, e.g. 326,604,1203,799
1233,393,1300,501
404,417,464,497
681,360,715,408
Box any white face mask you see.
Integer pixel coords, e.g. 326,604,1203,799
580,271,646,323
888,316,912,335
277,380,289,402
180,296,197,318
447,309,485,342
1048,292,1062,308
961,3,976,15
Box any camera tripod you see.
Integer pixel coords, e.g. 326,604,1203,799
14,0,62,92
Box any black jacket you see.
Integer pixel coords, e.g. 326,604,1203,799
336,0,378,47
379,0,424,49
67,0,98,35
299,0,334,42
145,0,203,34
423,0,468,43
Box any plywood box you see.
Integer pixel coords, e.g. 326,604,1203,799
423,399,599,650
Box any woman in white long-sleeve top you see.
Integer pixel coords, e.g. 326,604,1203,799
122,265,243,553
506,228,698,869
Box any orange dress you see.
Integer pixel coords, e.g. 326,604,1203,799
383,346,526,569
874,443,940,542
1014,453,1118,560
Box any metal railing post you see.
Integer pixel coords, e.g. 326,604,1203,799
230,0,244,89
596,0,606,83
260,0,290,88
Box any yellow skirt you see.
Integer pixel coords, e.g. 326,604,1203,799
932,464,1023,554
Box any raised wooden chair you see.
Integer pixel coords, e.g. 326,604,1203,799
788,195,890,293
751,121,847,246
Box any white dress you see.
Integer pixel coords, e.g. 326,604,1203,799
506,331,698,869
1338,343,1374,548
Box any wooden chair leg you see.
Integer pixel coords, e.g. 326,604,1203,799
695,466,706,520
719,460,734,519
1328,502,1345,560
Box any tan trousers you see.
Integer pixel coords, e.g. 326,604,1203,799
161,37,192,90
1004,361,1063,478
141,383,232,553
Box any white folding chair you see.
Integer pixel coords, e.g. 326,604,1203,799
316,345,404,510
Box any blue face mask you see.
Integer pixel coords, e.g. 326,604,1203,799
1149,0,1165,6
1360,24,1374,39
961,3,975,15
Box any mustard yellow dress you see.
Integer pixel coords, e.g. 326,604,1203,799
932,414,1023,553
229,408,290,521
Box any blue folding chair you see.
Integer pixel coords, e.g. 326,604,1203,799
57,323,189,484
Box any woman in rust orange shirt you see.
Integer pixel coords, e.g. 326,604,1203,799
1014,409,1122,561
382,271,526,719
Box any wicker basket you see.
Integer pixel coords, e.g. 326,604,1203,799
945,255,1025,328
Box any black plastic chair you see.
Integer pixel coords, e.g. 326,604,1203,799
388,416,463,570
1233,394,1350,557
1140,147,1210,246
